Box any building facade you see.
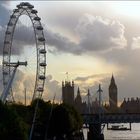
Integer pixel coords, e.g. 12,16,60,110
120,97,140,113
62,81,74,105
62,75,119,114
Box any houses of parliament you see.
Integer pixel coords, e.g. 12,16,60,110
62,75,140,114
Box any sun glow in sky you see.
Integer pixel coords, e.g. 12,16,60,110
47,53,121,83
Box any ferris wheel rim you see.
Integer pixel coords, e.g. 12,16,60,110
2,2,46,103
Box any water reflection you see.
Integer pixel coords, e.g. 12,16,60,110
83,123,140,140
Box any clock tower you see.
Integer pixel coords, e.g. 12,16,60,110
109,74,118,111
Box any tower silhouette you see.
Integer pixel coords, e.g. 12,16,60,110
75,87,82,104
75,87,82,112
109,74,118,111
62,81,74,105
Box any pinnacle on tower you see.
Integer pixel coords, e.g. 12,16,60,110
87,89,91,114
97,84,103,93
109,74,117,88
62,81,64,87
87,89,90,96
111,74,115,84
77,87,80,95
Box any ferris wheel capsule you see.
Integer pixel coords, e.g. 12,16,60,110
28,5,34,9
4,41,10,44
36,26,43,30
34,17,41,21
16,4,22,9
24,2,31,6
39,49,46,54
3,51,8,55
38,37,45,42
40,62,46,67
5,31,11,35
10,15,16,19
39,75,46,80
31,10,38,14
37,87,44,92
8,22,13,26
13,9,19,13
3,71,8,75
20,2,26,6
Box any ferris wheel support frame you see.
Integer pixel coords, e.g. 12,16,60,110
1,61,27,103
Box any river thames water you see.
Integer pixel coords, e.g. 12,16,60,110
83,123,140,140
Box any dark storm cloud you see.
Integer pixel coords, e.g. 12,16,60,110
46,14,127,54
0,1,22,55
0,2,10,27
0,24,35,55
0,2,127,56
45,29,80,54
0,2,11,54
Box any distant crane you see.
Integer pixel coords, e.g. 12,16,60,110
87,89,91,114
24,88,27,106
97,84,103,122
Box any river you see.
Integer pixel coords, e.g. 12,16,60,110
83,123,140,140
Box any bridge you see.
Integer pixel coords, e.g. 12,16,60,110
81,113,140,140
82,113,140,124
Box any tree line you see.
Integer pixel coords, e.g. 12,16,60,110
0,99,83,140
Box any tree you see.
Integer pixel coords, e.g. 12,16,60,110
30,99,54,140
48,103,83,140
0,101,28,140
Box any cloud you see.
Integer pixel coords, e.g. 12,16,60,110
44,15,127,56
0,24,35,55
14,73,61,103
74,73,111,101
45,29,79,54
0,67,61,104
0,2,39,55
75,73,110,82
76,14,127,52
0,2,11,54
43,74,61,101
0,5,128,56
0,2,10,27
2,1,140,104
131,36,140,50
46,14,127,54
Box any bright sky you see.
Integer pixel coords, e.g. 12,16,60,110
1,1,140,102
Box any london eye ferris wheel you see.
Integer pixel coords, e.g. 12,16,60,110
1,2,46,104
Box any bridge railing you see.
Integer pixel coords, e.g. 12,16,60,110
82,113,140,124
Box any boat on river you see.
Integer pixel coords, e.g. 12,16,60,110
107,124,131,131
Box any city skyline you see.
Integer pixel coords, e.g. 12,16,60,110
1,1,140,102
